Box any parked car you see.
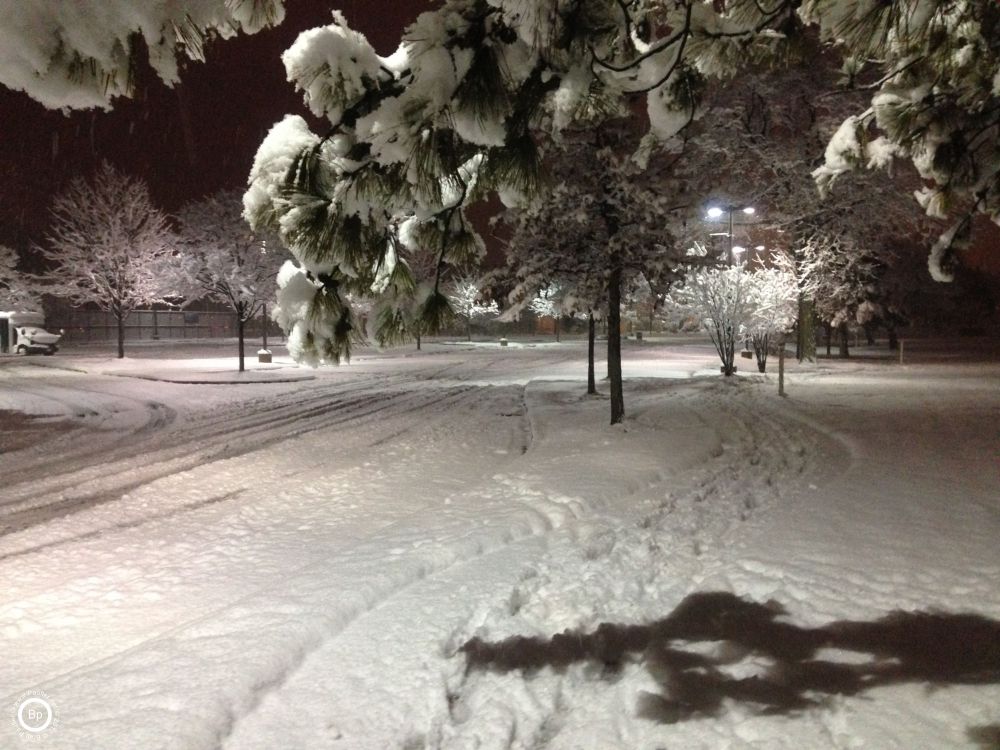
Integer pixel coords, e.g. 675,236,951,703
0,311,62,355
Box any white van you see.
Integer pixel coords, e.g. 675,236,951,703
0,311,62,355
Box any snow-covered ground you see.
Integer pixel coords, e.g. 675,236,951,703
1,337,998,749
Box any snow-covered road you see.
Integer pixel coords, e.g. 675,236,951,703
1,340,997,749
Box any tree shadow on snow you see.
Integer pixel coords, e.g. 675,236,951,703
969,724,1000,750
461,591,1000,724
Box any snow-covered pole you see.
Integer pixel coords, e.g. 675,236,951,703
260,240,269,354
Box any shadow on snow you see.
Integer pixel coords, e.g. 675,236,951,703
461,591,1000,729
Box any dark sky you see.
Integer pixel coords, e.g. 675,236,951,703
0,0,423,251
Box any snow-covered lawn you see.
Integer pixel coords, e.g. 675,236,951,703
1,338,997,749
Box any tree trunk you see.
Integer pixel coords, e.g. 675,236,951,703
554,316,560,342
825,322,832,356
888,324,899,350
753,332,768,373
797,296,816,362
608,263,624,425
466,315,472,341
721,323,737,376
838,322,850,358
778,336,786,397
587,313,597,395
237,315,246,372
863,322,876,346
116,313,125,359
416,330,422,350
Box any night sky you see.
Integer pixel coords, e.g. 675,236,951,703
0,0,422,253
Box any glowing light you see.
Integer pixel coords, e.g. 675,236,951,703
706,207,724,218
742,206,756,215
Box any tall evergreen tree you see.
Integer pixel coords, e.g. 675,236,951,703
490,124,686,423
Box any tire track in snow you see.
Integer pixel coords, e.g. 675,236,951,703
0,383,483,540
1,373,394,486
0,381,535,747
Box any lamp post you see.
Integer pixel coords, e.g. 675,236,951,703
706,205,755,264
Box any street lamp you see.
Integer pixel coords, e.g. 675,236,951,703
705,204,756,264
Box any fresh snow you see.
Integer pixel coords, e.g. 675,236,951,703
1,337,998,749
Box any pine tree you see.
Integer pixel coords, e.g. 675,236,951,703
243,0,998,378
490,123,687,423
798,236,880,358
243,1,795,370
805,0,1000,280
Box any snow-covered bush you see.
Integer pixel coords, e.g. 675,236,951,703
669,249,753,377
745,265,798,373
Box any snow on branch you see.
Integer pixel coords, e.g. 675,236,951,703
0,0,285,109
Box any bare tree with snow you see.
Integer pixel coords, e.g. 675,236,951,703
527,287,563,342
0,245,39,310
176,190,286,372
745,264,799,373
446,276,497,341
37,162,175,358
669,248,754,377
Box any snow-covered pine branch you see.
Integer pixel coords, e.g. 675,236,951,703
0,0,285,109
797,234,881,356
175,189,286,371
245,0,996,373
36,162,176,358
802,0,1000,280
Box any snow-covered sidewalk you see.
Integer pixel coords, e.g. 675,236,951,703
1,341,997,749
